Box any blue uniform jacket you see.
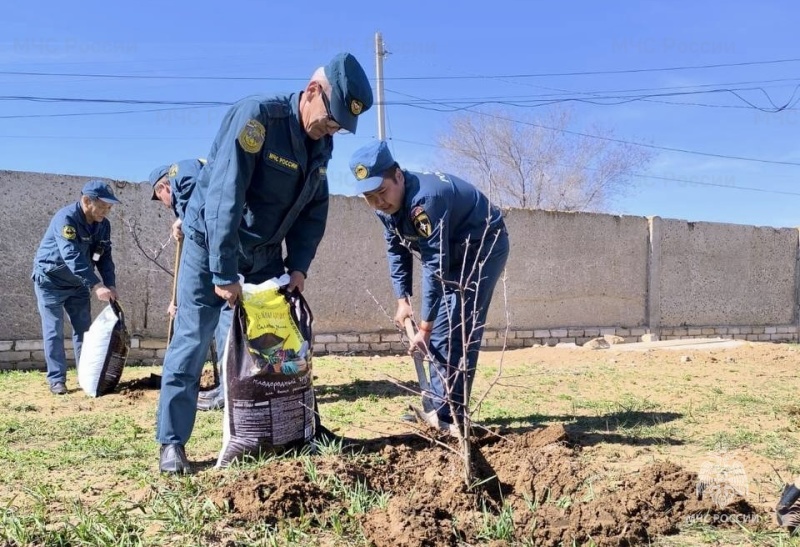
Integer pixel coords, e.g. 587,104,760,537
166,159,205,220
377,171,505,322
32,202,116,290
184,94,332,286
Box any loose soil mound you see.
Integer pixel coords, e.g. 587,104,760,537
210,425,764,546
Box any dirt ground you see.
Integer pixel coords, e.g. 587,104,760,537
207,340,795,546
7,340,800,546
210,424,761,546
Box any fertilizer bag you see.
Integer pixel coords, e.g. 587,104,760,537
78,300,130,397
217,276,315,467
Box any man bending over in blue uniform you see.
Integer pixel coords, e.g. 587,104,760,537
31,181,120,395
156,52,373,473
350,140,510,436
149,159,226,411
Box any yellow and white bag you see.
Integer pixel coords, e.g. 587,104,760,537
216,276,315,467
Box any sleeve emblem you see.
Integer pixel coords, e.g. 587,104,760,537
237,119,266,154
411,206,432,238
61,225,77,240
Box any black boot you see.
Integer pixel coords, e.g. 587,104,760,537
159,444,191,474
777,484,800,527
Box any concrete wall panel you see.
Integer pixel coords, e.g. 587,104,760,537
501,209,649,329
657,219,796,327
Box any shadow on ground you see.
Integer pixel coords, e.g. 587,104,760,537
483,410,685,446
314,378,417,402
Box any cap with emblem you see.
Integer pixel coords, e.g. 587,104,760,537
324,52,374,134
148,165,170,201
349,140,396,194
82,180,120,204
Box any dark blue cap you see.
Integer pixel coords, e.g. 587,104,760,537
350,140,396,194
324,53,373,134
149,165,170,200
149,165,169,188
82,180,120,204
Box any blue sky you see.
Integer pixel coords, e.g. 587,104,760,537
2,0,800,227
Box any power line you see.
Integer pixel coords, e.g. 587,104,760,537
388,137,800,197
5,79,800,118
0,95,227,106
390,78,800,109
0,134,207,140
387,57,800,80
0,105,220,119
3,90,799,167
1,57,799,82
0,70,305,82
386,88,800,167
388,86,800,112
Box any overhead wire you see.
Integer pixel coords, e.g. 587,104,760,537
1,56,799,81
388,137,800,197
385,88,800,167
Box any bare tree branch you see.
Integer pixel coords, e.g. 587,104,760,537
437,107,656,212
125,218,174,277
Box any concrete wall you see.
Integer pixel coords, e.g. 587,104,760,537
502,209,648,329
1,169,799,368
652,218,797,328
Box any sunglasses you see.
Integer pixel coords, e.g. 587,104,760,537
319,92,344,132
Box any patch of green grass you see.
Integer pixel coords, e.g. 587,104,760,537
2,349,800,546
704,429,762,450
477,501,515,541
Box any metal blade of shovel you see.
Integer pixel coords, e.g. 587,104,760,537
403,317,435,414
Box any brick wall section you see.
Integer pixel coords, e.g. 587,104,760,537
1,325,797,371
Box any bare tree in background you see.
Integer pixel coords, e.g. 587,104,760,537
437,108,655,211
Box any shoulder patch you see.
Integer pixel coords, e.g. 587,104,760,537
350,99,363,116
168,163,178,178
237,119,266,154
411,206,432,239
61,225,77,240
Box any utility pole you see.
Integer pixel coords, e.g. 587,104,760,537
375,32,387,140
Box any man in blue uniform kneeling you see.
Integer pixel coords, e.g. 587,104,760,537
32,181,120,395
156,52,373,473
350,140,510,436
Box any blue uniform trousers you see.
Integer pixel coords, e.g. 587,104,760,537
155,236,233,445
33,276,91,386
156,235,281,446
427,230,510,425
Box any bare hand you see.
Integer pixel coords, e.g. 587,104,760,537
95,285,114,302
287,271,305,293
215,282,241,307
394,298,413,329
171,219,184,241
167,302,177,318
410,328,430,357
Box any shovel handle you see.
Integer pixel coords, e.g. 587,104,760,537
403,317,416,341
167,237,184,345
